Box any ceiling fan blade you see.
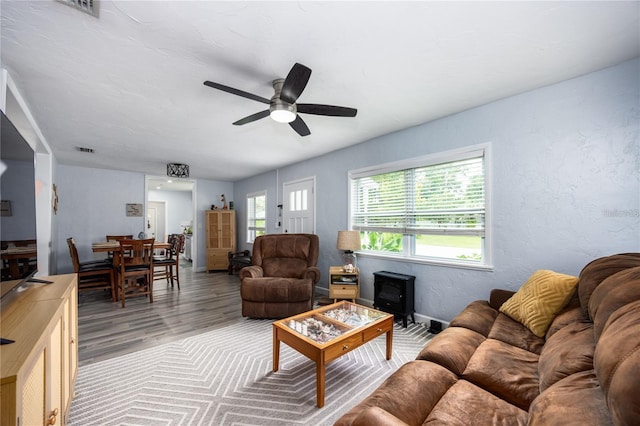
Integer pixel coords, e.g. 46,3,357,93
297,103,358,117
203,81,270,104
233,110,270,125
289,115,311,137
280,63,312,104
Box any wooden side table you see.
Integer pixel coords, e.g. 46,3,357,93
329,266,359,302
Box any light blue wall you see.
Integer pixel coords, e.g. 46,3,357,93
234,59,640,323
55,165,234,273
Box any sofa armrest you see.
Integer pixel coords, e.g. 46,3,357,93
351,407,410,426
489,289,516,310
303,266,321,284
239,265,263,279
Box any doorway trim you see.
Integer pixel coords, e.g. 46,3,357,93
145,176,197,270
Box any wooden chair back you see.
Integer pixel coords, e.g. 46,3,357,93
115,238,155,307
67,237,82,273
67,237,115,300
106,235,134,258
153,235,184,289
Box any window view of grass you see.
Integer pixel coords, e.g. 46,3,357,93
416,235,481,261
361,232,482,262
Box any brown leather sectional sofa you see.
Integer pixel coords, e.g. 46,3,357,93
335,253,640,425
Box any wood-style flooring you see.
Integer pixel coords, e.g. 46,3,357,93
77,262,245,366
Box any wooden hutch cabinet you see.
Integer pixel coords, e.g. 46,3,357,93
206,210,236,271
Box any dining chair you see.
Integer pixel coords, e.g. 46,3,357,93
153,234,185,289
115,238,155,308
106,234,134,261
67,237,116,301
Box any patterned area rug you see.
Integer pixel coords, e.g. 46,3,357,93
68,318,432,425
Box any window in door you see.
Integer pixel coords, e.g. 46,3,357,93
283,177,315,233
247,190,266,243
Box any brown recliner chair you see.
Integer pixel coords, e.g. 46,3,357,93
240,233,321,318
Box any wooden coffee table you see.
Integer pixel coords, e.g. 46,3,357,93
272,301,394,407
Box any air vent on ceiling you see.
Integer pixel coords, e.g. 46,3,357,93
57,0,99,18
76,146,95,153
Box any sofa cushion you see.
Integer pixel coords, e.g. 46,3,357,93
334,361,458,426
593,299,640,425
544,301,585,340
449,300,499,337
499,270,578,337
240,277,312,302
528,370,611,426
538,321,595,392
487,313,545,355
351,406,410,426
462,338,540,410
577,253,640,319
416,327,486,376
589,266,640,340
424,380,528,426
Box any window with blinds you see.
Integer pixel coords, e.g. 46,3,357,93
247,191,266,243
349,145,490,267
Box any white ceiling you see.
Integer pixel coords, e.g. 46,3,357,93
1,1,639,182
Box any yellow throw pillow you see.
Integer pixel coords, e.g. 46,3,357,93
499,270,579,337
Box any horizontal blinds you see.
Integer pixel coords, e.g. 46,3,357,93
351,154,485,236
247,193,266,231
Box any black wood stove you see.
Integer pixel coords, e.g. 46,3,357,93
373,271,416,328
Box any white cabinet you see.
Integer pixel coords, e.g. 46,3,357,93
183,234,193,261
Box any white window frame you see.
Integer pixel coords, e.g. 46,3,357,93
348,143,492,270
246,190,266,243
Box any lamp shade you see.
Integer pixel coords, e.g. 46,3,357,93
336,230,361,252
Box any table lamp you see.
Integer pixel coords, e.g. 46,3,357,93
336,230,361,272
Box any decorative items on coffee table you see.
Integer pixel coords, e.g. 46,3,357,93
273,301,393,407
329,266,359,302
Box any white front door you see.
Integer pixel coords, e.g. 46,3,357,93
282,177,315,233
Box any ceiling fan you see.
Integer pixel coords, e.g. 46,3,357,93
203,63,357,136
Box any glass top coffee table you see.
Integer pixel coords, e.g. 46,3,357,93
272,301,394,407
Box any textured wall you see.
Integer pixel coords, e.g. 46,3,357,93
235,59,640,322
55,165,233,273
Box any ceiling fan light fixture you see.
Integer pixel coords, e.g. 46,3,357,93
270,108,296,123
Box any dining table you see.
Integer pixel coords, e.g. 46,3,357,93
91,240,171,253
1,246,37,279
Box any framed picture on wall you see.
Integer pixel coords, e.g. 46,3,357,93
126,203,143,217
0,200,12,216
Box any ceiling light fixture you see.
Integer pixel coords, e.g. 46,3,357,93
270,106,296,123
270,78,297,123
167,163,189,178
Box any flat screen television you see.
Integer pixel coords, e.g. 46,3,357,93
0,108,40,301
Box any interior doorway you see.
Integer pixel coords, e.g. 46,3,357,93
146,176,196,270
